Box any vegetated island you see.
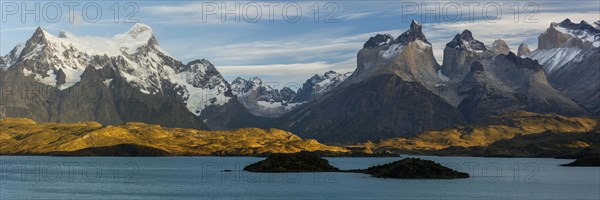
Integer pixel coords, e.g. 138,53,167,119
562,154,600,167
357,158,469,179
244,152,340,172
244,152,469,179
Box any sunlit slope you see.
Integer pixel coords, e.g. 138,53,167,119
0,118,348,156
351,111,597,152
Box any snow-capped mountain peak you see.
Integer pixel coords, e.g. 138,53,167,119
529,18,599,74
2,23,232,116
230,76,300,117
363,34,394,49
362,20,429,50
58,30,76,38
555,19,600,47
446,30,487,52
126,23,153,37
292,70,351,103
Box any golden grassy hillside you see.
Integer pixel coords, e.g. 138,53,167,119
0,118,348,156
350,111,597,152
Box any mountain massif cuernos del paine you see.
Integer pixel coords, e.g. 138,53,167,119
1,19,599,144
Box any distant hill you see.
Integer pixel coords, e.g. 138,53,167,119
348,111,597,155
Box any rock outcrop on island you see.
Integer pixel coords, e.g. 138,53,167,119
243,152,340,172
243,153,470,179
360,158,469,179
562,154,600,166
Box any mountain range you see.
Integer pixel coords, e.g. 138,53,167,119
1,19,598,144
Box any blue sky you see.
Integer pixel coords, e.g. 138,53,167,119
1,0,599,86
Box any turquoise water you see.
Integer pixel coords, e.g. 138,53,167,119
1,156,598,199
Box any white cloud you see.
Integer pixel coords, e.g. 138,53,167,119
163,28,403,66
0,26,38,32
143,1,328,25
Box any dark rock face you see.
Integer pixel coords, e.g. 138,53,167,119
563,154,600,166
361,158,469,179
458,62,523,122
470,61,484,72
363,34,395,49
55,68,66,85
0,63,210,129
280,87,296,102
291,70,349,103
504,52,544,72
548,48,600,115
457,53,588,122
362,20,429,49
446,30,487,51
274,74,463,143
243,152,339,172
442,30,495,79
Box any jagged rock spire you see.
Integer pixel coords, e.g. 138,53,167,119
363,20,430,49
395,20,429,45
459,29,475,41
491,39,510,55
517,43,531,57
363,34,394,49
446,29,486,51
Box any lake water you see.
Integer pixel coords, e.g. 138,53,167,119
0,156,598,199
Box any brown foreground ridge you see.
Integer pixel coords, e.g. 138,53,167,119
349,111,597,156
0,118,348,156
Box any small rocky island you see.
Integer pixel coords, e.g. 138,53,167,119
244,152,469,179
244,152,340,172
359,158,469,179
562,154,600,167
